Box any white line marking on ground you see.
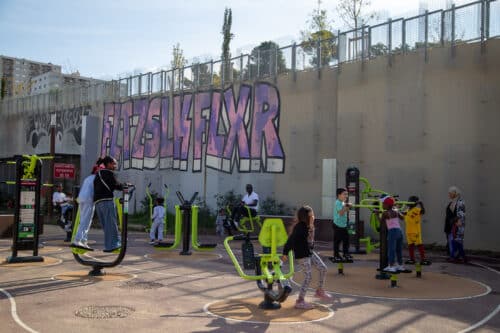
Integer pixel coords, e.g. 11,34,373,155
203,299,334,325
289,278,492,301
0,287,39,333
456,262,500,332
457,304,500,333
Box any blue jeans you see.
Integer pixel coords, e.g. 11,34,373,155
75,201,94,243
387,228,403,265
95,200,121,251
447,233,455,258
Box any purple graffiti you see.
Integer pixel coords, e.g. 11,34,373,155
206,91,225,167
223,85,251,171
144,98,161,169
251,82,284,172
100,83,285,173
160,97,173,169
193,92,211,172
173,94,192,170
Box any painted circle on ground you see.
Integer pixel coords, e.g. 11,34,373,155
53,270,136,282
0,245,62,253
0,256,62,267
42,239,97,246
317,251,380,261
205,297,333,324
146,251,222,261
293,266,489,300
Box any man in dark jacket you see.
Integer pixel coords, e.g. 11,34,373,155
93,156,126,252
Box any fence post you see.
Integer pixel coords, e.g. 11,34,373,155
388,18,393,67
209,60,214,87
239,54,244,81
424,10,429,62
274,46,279,79
451,4,456,58
441,10,445,47
292,43,297,82
317,38,322,79
402,19,407,53
367,25,372,58
257,49,261,79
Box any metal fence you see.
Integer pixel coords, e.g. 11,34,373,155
1,0,498,115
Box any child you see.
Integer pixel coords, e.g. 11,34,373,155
215,208,226,236
332,188,353,262
149,197,165,245
381,197,407,273
403,196,430,265
451,219,466,263
282,205,332,309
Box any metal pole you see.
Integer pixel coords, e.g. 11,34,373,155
424,10,429,62
291,43,297,82
451,4,456,57
49,113,56,217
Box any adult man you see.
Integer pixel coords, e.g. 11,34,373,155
93,156,127,252
52,183,73,227
232,184,259,222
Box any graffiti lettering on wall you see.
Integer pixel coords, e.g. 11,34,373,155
101,82,285,173
24,107,87,148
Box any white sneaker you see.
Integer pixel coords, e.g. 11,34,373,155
383,266,397,273
396,265,406,272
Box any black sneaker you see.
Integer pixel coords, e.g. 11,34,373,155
420,259,431,266
343,255,353,263
405,259,416,265
329,255,343,263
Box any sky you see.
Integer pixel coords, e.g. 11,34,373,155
0,0,464,80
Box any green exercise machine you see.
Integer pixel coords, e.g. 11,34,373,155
224,218,294,309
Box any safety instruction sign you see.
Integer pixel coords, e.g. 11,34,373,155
18,180,36,239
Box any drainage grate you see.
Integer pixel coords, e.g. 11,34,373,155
118,280,164,290
75,305,135,319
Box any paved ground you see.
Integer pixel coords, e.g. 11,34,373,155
0,224,499,333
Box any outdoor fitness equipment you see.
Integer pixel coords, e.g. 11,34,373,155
223,203,262,235
71,184,135,276
224,218,294,310
346,174,415,279
1,155,53,263
145,183,169,239
155,191,216,254
223,204,263,269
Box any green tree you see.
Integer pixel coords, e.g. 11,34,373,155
246,41,287,79
221,7,234,84
170,43,188,89
369,42,389,56
336,0,377,58
300,0,337,67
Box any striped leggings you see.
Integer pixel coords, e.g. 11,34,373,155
297,251,327,299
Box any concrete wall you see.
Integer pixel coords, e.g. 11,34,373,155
1,40,499,250
337,40,500,250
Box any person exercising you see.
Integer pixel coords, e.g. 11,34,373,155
52,183,73,230
231,184,259,223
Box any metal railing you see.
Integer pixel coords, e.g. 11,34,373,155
0,0,498,115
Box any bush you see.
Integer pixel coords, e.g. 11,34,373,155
260,197,294,215
214,190,241,211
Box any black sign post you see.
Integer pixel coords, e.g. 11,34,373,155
7,155,43,263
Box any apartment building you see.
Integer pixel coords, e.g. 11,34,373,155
30,70,103,95
0,55,61,97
